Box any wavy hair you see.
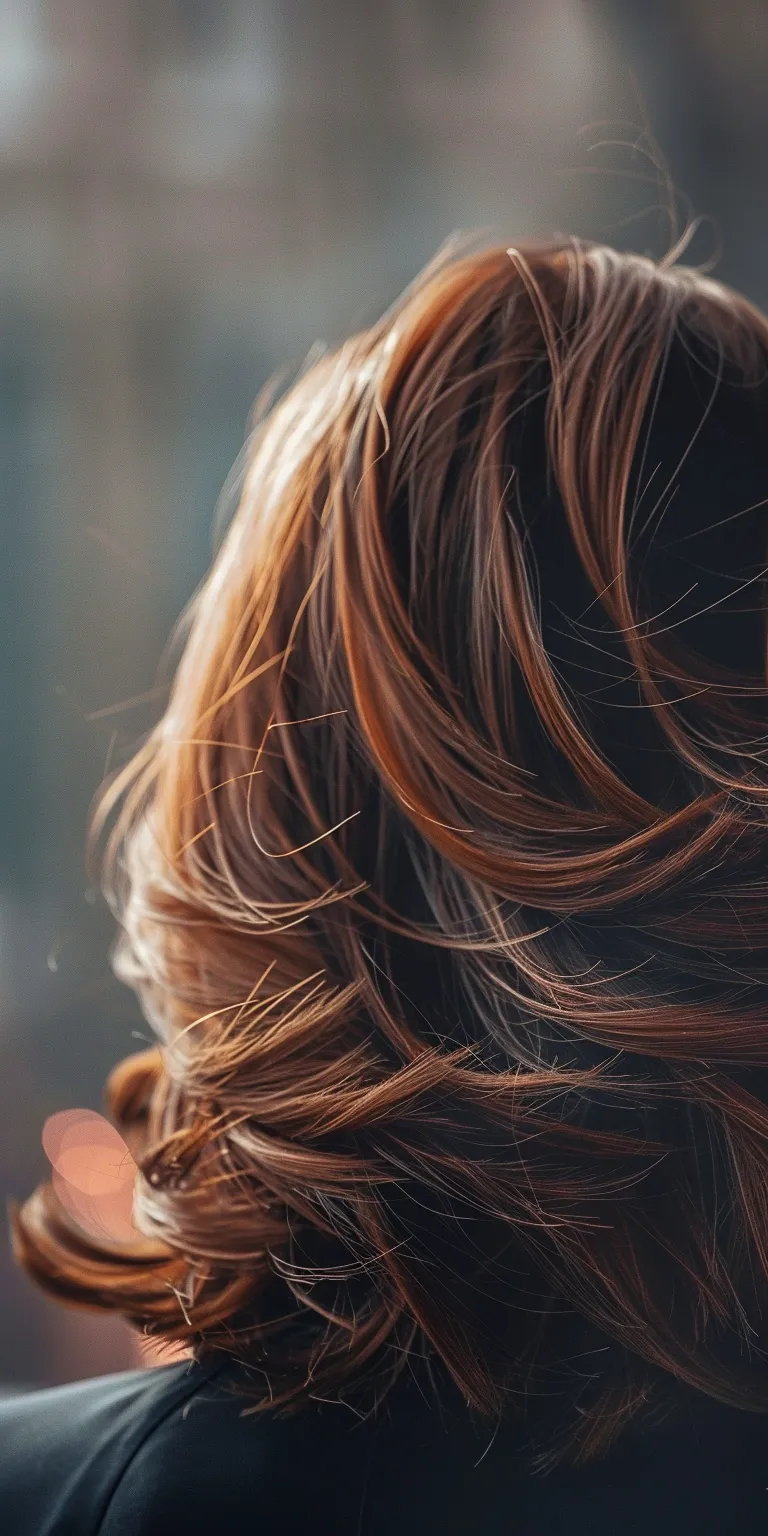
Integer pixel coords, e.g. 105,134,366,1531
14,239,768,1460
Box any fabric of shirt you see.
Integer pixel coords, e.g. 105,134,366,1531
1,1353,767,1534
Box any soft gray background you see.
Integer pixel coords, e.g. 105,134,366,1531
2,0,768,1388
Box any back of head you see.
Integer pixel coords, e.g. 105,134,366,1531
14,238,768,1461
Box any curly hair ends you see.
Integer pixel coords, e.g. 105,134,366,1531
14,238,768,1462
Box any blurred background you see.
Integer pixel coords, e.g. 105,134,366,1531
2,0,768,1390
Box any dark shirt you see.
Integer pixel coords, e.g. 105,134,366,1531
1,1353,767,1534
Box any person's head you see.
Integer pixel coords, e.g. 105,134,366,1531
14,238,768,1459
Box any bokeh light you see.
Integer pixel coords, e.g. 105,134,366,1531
42,1109,138,1245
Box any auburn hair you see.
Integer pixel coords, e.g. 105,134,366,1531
14,238,768,1460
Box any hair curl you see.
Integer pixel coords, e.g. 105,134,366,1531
14,239,768,1460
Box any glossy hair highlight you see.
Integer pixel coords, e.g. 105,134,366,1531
14,239,768,1460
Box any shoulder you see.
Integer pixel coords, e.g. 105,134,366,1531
0,1355,431,1536
0,1357,229,1536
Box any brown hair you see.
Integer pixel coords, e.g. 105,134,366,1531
14,239,768,1459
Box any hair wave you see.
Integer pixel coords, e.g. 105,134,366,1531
14,239,768,1460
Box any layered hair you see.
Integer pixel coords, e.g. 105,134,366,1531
14,239,768,1459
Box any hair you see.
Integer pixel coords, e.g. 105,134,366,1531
13,237,768,1461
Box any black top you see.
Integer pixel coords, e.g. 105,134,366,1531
1,1354,767,1534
